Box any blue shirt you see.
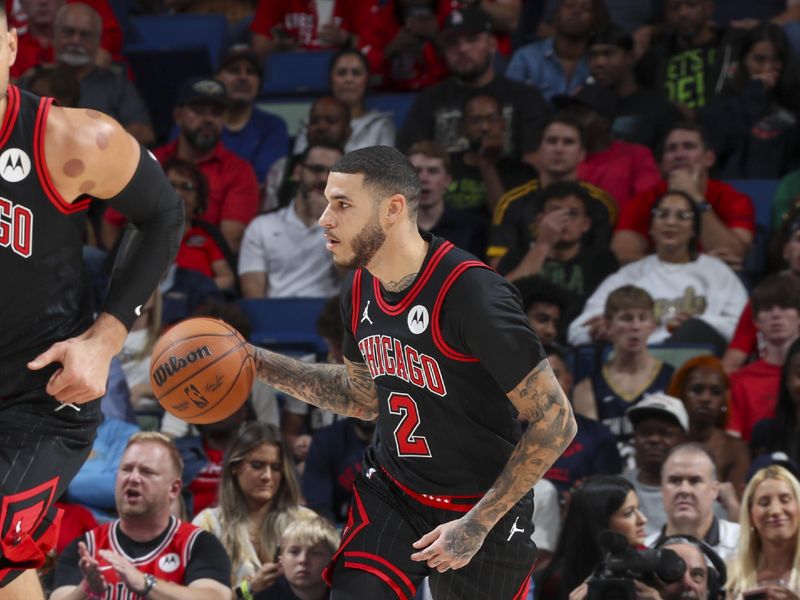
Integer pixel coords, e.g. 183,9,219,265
506,36,589,103
221,108,289,183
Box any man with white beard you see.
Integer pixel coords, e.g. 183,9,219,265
49,2,154,145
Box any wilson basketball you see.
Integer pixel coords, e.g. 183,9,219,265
149,317,254,424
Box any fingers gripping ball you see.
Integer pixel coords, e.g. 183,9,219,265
149,317,254,424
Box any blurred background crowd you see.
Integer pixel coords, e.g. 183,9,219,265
20,0,800,598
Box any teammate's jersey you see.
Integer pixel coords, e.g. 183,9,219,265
84,517,203,598
341,235,546,498
0,85,94,397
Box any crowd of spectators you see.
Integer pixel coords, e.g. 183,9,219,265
20,0,800,598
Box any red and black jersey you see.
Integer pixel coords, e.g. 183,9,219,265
0,85,94,397
84,517,203,597
341,235,546,500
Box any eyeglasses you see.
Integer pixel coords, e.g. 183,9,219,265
687,384,725,396
303,163,331,175
170,181,197,192
651,208,694,221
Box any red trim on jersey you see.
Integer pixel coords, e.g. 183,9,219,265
431,260,487,362
513,562,537,600
34,97,90,215
322,485,370,586
0,85,20,148
351,269,363,337
343,560,409,599
380,466,481,512
372,241,454,316
345,551,416,597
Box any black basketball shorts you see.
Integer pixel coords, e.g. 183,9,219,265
324,459,537,600
0,389,101,586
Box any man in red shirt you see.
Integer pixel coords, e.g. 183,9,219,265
728,275,800,441
102,77,260,254
611,121,754,270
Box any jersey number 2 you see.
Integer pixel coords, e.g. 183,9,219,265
387,392,431,458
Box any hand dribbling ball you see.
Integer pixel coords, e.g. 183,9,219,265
149,317,254,424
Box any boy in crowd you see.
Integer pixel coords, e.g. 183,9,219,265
573,286,674,468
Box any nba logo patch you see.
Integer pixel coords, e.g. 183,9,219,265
158,552,181,573
0,149,31,183
407,305,429,334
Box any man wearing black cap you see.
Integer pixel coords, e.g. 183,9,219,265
215,43,288,184
587,24,681,152
101,76,260,254
397,5,548,167
553,83,660,210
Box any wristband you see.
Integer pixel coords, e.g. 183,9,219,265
81,578,105,600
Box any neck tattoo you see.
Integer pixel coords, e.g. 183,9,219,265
383,272,417,293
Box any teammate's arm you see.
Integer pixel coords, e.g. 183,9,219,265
27,106,182,403
412,358,576,571
251,349,379,420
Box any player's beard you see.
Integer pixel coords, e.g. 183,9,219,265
338,213,386,269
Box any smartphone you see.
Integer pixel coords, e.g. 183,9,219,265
743,589,768,600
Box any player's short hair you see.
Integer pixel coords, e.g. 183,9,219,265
604,285,655,319
406,140,451,175
537,111,587,149
752,274,800,315
280,516,340,554
125,432,184,478
331,146,421,213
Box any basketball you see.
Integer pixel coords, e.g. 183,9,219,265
149,317,255,424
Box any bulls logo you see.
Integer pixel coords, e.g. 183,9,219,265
0,149,31,183
158,552,181,573
407,305,429,334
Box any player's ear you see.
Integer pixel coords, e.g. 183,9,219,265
384,193,406,222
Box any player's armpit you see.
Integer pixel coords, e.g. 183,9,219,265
465,359,577,532
250,347,378,420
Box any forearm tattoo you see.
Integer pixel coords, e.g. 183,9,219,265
251,346,379,419
464,359,577,534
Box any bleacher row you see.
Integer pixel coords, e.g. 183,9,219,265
116,13,414,140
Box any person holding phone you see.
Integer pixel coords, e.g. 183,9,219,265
726,465,800,599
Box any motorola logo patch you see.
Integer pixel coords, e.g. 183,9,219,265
158,552,181,573
407,305,429,334
0,149,31,183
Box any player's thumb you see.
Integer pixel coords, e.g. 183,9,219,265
27,345,62,370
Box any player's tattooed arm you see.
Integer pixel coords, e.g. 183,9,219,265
251,347,379,419
465,359,576,542
411,358,576,571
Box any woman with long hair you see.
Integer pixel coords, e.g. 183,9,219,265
536,475,648,600
701,23,800,179
751,338,800,466
192,422,314,598
726,465,800,598
569,190,748,356
668,355,750,495
294,47,395,154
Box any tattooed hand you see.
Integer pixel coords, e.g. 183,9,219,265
410,517,488,572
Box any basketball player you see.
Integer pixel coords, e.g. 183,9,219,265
251,146,577,599
0,9,183,598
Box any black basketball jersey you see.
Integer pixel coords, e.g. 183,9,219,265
0,85,94,397
341,235,546,499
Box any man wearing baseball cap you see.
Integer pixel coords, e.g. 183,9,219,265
397,5,548,167
215,44,288,184
623,393,688,536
